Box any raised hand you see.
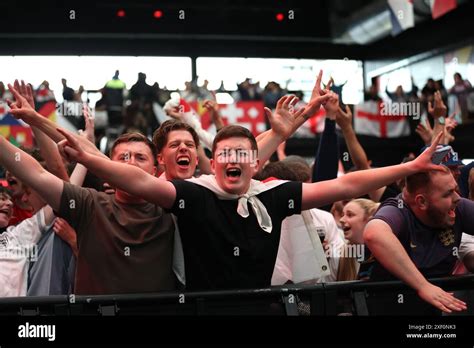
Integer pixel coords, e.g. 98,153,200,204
14,79,35,109
335,105,353,131
6,83,37,121
202,99,219,114
410,131,446,172
323,90,339,119
310,70,326,100
165,106,184,120
305,70,333,118
415,117,433,145
203,99,224,129
78,104,95,144
428,91,447,118
266,95,306,139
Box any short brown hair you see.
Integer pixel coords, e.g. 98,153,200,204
405,166,451,194
110,132,157,164
212,125,257,156
256,160,310,182
152,119,200,154
255,161,298,181
0,186,11,201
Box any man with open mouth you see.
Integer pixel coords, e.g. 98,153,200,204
57,105,467,313
364,166,474,313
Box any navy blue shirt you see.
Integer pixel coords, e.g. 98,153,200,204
369,195,474,280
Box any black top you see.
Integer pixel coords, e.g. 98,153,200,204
369,195,474,280
169,180,302,290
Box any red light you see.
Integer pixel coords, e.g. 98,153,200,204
153,10,163,19
276,13,284,21
117,9,126,18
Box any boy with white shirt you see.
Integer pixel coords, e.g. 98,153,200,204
0,186,55,297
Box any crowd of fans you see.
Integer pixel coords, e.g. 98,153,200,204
0,69,473,315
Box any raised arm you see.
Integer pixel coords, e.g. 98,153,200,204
428,91,447,144
312,90,340,183
13,80,70,181
336,105,386,202
301,132,444,210
256,71,333,170
58,129,177,209
364,219,466,313
7,83,107,160
0,136,63,212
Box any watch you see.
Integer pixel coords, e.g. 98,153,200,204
437,116,445,125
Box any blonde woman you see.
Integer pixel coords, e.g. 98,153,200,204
336,198,380,281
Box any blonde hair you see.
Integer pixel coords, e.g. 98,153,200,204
350,198,380,219
336,198,380,281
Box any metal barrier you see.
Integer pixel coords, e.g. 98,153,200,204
1,275,473,316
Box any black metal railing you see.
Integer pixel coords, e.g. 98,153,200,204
1,275,473,316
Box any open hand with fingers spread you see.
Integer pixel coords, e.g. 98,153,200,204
265,95,307,139
13,79,35,109
78,104,95,144
417,282,467,313
6,82,38,122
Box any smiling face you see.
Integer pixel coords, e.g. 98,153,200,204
340,201,369,245
0,193,13,228
211,137,259,195
158,130,198,180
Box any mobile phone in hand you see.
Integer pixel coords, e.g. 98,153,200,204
431,145,452,165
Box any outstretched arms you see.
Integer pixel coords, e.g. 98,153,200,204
301,132,444,210
0,136,63,212
7,83,107,160
12,80,70,182
364,219,466,313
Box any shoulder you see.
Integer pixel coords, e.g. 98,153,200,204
309,208,336,225
259,181,302,198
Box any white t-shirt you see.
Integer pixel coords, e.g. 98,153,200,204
0,209,46,297
271,208,345,285
459,233,474,260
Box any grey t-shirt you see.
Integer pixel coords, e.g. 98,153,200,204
57,182,176,295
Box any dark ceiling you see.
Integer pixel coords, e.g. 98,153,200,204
0,0,473,60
